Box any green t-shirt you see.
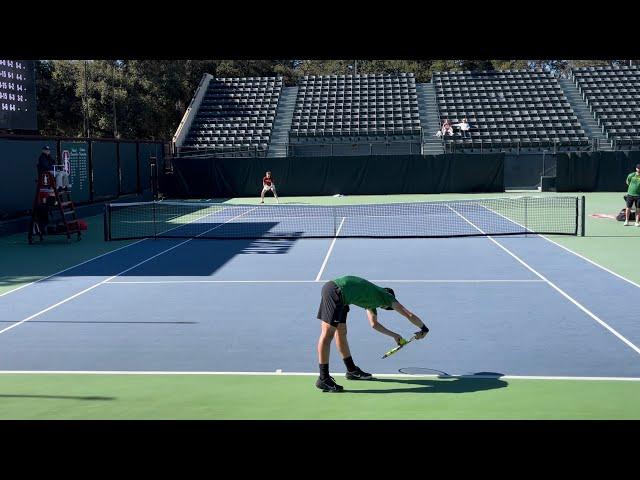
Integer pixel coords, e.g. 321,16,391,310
627,172,640,196
333,275,396,313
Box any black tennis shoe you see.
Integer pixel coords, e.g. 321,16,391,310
315,376,344,392
345,367,373,380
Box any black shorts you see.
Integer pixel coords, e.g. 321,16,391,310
317,281,350,327
625,195,639,209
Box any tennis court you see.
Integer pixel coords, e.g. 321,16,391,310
1,192,640,419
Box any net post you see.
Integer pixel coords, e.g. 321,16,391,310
581,195,586,236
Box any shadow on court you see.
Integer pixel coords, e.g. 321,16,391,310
0,220,306,288
0,394,115,401
344,376,508,394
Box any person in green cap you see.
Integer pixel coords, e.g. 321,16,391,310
314,275,429,392
624,164,640,227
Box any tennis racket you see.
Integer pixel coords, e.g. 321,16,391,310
381,334,416,359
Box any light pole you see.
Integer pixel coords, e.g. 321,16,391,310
83,60,89,138
84,60,91,138
113,61,118,138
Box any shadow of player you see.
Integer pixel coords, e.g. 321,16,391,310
0,394,115,400
345,374,507,394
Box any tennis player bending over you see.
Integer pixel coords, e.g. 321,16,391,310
315,275,429,392
260,171,278,203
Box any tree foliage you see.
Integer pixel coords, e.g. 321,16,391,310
34,59,631,140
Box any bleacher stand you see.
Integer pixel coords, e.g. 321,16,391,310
571,65,640,150
181,77,283,157
433,70,591,153
289,73,422,156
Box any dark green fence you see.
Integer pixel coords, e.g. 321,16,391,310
0,138,57,218
165,153,505,198
0,136,165,220
139,143,164,193
556,151,640,191
60,141,91,203
91,141,119,201
119,142,138,195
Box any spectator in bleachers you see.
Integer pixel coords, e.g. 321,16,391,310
454,118,472,139
624,164,640,226
436,119,454,137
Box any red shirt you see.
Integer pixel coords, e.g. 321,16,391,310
263,176,273,186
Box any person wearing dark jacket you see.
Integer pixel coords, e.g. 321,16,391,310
36,145,70,191
37,145,55,174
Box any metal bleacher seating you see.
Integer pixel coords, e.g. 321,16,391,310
571,65,640,150
432,70,591,152
289,73,422,156
182,77,283,156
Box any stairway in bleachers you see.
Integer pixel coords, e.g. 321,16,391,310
417,83,444,154
267,86,298,157
182,76,283,156
570,66,640,150
559,78,613,151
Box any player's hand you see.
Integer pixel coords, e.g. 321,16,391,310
415,325,429,340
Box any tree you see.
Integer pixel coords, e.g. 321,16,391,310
34,59,630,140
36,60,85,136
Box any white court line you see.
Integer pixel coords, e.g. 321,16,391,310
480,202,640,291
0,239,147,298
447,205,640,356
540,237,640,290
0,208,259,337
0,370,639,381
104,279,546,284
315,217,346,281
0,201,239,298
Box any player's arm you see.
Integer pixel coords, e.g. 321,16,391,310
366,309,403,345
391,301,429,339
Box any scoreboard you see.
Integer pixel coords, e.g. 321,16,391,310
0,60,37,131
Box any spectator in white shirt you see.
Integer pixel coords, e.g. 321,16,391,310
454,118,471,139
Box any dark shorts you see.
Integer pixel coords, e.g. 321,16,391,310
625,195,640,209
317,281,350,327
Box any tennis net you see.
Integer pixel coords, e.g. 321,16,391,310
104,196,585,241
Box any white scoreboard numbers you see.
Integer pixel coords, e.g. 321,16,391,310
0,60,38,131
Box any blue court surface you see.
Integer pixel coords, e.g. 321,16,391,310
2,218,640,379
